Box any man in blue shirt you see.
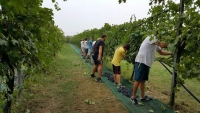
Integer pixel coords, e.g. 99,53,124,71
86,37,94,62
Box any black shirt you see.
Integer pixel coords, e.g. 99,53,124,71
92,39,105,56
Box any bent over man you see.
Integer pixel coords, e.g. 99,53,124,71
130,35,172,105
111,44,130,88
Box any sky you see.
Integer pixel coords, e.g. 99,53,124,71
42,0,151,36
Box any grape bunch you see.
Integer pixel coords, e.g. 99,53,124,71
118,87,133,98
102,72,111,77
102,72,134,98
102,72,114,82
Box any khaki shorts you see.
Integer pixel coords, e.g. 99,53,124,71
87,49,92,55
81,47,85,53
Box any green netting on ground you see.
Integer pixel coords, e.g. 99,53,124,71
70,44,175,113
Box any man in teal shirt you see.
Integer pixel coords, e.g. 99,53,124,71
86,37,94,62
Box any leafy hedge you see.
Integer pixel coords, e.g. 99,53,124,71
0,0,66,112
70,0,200,82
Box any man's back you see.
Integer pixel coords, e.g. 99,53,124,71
135,36,160,67
111,46,125,66
84,41,88,49
88,39,93,49
81,41,84,48
92,40,105,56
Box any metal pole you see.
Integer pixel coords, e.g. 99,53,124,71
169,0,184,106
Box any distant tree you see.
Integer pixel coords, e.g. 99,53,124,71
66,36,72,43
118,0,165,4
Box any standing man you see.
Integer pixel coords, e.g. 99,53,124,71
111,44,130,88
91,38,100,65
130,35,172,105
83,38,89,59
81,39,85,56
92,38,100,47
90,34,107,82
86,37,94,62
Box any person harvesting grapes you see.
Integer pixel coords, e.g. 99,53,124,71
111,44,130,88
130,35,172,105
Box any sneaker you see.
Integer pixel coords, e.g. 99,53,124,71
130,97,138,105
140,96,153,101
114,82,118,86
95,78,104,83
90,74,95,78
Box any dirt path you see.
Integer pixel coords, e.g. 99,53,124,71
24,44,130,113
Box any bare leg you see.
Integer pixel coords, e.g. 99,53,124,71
140,81,145,98
132,81,140,98
116,74,121,84
91,65,97,74
97,64,103,78
85,55,88,61
113,74,116,83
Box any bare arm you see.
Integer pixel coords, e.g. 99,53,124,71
157,50,172,55
98,46,103,61
122,51,126,57
154,42,168,48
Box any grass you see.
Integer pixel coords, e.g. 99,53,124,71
104,56,200,113
4,43,199,113
14,43,130,113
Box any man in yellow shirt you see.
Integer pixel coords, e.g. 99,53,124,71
111,44,130,88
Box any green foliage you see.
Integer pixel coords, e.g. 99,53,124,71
147,1,200,81
85,99,95,105
71,0,200,83
119,0,165,5
0,0,66,112
118,0,126,4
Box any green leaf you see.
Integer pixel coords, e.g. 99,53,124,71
83,72,88,76
85,99,89,103
167,43,176,53
0,39,7,46
138,102,144,106
91,102,95,105
25,109,30,113
161,105,166,110
85,99,95,105
11,39,18,45
0,83,7,92
149,109,154,113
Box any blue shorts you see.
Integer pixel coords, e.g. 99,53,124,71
134,62,150,82
92,55,103,65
